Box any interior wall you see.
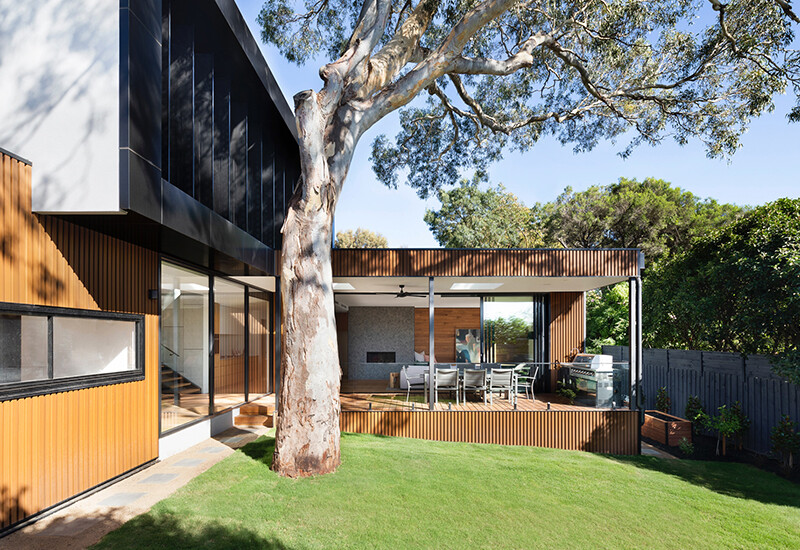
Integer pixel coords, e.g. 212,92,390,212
414,308,481,363
0,0,120,213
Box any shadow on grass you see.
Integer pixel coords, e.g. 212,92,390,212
609,454,800,509
239,435,276,467
93,512,293,550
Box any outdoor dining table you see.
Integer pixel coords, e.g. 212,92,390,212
419,365,534,403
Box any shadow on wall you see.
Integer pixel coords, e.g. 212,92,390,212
1,485,29,532
0,0,118,211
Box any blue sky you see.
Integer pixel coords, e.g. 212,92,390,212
237,1,799,247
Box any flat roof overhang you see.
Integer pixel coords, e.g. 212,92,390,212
332,248,642,278
332,275,628,308
331,248,642,309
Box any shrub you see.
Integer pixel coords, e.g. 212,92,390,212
771,416,800,470
556,381,577,405
685,395,705,434
730,401,751,449
705,404,749,456
678,437,695,456
655,387,671,413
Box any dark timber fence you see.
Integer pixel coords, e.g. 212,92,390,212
603,346,800,455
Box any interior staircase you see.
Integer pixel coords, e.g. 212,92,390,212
161,364,201,397
235,403,275,428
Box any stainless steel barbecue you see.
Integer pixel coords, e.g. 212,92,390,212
561,354,617,408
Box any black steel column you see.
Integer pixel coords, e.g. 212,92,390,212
636,276,643,411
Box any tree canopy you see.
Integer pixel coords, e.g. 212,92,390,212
425,175,747,261
334,227,389,247
424,173,543,247
260,0,799,202
542,177,749,263
644,198,800,376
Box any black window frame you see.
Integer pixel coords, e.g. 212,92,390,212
0,302,145,402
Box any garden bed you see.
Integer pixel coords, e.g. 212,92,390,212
642,410,692,446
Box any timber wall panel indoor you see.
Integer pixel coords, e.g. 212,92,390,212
340,410,639,454
333,249,639,277
413,308,480,363
0,152,159,531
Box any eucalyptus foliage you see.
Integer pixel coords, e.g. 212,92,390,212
334,227,389,247
259,0,798,201
542,177,749,262
424,173,544,247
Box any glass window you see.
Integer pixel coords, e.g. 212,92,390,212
214,279,246,411
53,317,136,378
160,262,211,432
0,315,49,383
0,306,141,398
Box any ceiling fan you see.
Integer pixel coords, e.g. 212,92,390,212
395,285,427,298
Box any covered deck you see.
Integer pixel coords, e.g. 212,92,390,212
331,248,644,454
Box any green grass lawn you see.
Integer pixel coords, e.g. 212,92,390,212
94,434,800,550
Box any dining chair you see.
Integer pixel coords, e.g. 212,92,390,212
434,368,459,405
402,365,426,402
487,368,514,406
462,369,487,404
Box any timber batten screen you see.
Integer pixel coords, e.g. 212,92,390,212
340,410,639,454
0,152,159,532
332,249,640,277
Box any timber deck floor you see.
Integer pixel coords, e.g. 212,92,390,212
340,391,589,412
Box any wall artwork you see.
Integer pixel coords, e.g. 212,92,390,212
455,329,480,363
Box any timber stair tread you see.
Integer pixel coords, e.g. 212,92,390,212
161,364,202,395
240,404,274,415
234,414,271,427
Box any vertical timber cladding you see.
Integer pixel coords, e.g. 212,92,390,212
550,292,585,387
331,248,640,277
340,410,640,454
413,308,480,363
0,153,159,531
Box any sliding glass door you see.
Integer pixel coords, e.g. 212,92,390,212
160,263,211,432
248,290,271,396
213,279,246,412
160,259,274,434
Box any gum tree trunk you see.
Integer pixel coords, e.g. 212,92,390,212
272,90,349,477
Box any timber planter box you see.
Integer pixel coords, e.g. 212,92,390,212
642,410,692,447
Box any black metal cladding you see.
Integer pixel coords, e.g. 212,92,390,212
161,0,299,250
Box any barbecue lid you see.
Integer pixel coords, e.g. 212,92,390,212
567,354,614,371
